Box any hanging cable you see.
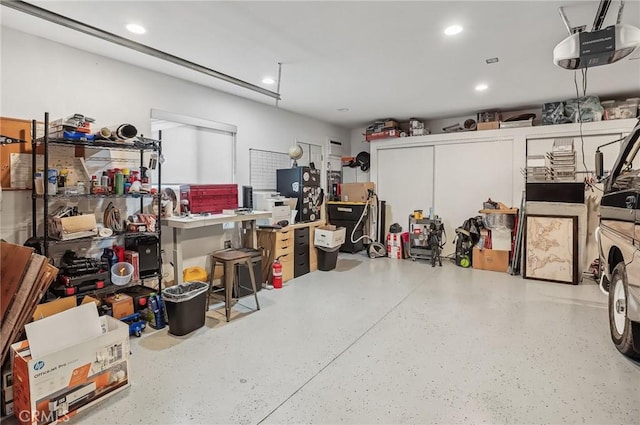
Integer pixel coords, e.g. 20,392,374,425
350,191,386,258
574,70,589,174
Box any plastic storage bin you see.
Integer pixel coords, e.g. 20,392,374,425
317,247,340,271
162,281,209,336
111,262,134,286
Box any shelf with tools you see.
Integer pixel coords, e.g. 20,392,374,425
34,136,160,151
30,112,163,299
33,193,160,200
37,231,161,246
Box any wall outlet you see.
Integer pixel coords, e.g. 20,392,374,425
224,240,232,249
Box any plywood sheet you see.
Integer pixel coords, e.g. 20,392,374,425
0,242,34,320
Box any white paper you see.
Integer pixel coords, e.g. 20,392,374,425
10,153,31,188
25,303,102,358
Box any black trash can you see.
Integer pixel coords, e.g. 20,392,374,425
317,247,340,271
162,281,209,336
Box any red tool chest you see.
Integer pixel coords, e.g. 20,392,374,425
179,184,238,214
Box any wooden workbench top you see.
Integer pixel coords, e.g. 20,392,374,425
258,220,326,232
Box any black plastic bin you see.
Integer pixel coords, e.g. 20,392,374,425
162,281,209,336
317,247,340,271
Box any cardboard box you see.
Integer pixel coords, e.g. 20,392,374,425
314,225,346,249
384,120,399,128
103,294,134,319
11,306,130,425
124,251,140,282
32,297,77,321
472,247,509,272
340,182,375,202
477,121,500,131
365,129,401,141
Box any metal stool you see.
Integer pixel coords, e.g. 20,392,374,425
209,250,260,322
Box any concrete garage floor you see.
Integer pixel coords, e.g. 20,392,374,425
70,256,639,424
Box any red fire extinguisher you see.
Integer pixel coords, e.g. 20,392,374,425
272,257,283,289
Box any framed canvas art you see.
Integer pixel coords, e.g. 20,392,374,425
523,214,579,285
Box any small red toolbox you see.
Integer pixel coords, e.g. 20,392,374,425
180,184,238,214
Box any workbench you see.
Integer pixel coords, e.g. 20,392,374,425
257,221,325,283
162,211,271,285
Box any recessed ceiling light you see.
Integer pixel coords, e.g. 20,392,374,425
485,57,499,64
337,108,349,112
262,77,275,84
126,23,146,34
444,25,463,36
475,83,489,91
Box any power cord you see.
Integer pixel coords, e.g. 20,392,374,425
350,190,386,258
103,202,123,233
574,69,589,174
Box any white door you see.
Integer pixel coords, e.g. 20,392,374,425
377,146,435,236
434,139,514,251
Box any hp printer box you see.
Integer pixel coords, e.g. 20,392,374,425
11,314,130,425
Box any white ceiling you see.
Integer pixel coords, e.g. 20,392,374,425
2,1,639,128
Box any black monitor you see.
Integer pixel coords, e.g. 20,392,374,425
242,185,253,209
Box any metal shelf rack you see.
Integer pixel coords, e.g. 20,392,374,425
31,112,163,295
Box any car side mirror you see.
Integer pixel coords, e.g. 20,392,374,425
595,149,604,180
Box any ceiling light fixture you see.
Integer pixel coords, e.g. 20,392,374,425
337,108,349,112
262,77,275,84
444,25,463,36
475,83,489,91
485,57,499,64
126,23,146,34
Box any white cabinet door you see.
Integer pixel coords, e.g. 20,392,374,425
434,139,514,250
377,146,434,235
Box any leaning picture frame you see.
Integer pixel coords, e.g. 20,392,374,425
523,214,579,285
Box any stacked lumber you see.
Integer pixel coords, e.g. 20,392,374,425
1,242,58,364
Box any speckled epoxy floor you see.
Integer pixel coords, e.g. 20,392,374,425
65,256,639,424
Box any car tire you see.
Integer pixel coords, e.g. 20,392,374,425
609,262,640,358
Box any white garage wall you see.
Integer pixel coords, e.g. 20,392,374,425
0,27,349,278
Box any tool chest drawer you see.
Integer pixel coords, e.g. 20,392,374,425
294,228,310,244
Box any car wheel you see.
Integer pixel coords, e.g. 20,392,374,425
609,263,640,358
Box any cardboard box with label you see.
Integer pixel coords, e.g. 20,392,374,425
314,225,346,249
340,182,375,202
11,304,130,425
472,247,510,272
